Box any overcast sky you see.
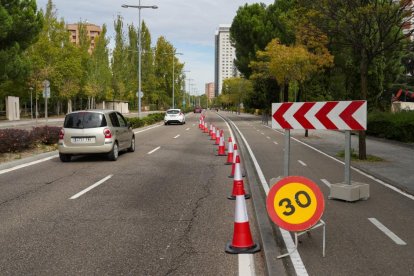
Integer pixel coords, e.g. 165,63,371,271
36,0,274,95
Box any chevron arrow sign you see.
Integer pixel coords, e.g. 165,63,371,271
272,101,367,130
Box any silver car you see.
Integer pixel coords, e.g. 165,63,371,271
58,110,135,162
164,109,185,125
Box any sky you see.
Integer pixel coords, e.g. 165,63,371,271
36,0,275,95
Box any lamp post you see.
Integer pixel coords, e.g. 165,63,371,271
122,1,158,118
182,70,190,108
29,87,33,120
172,52,183,109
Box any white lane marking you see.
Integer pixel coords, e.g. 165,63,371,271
261,132,265,135
148,146,161,155
0,154,58,175
230,121,308,276
134,123,162,134
273,141,279,145
264,126,414,201
298,160,307,167
70,174,113,199
173,134,180,139
321,179,332,188
368,218,407,245
185,128,190,131
257,129,260,132
266,136,271,139
239,254,256,276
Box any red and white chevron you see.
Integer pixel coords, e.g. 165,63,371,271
272,101,367,130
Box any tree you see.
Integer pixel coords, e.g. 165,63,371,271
297,0,414,159
222,77,253,113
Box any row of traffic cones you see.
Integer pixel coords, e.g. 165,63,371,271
198,114,260,254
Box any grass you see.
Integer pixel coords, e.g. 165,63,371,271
337,148,384,162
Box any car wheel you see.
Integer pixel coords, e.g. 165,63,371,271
59,153,71,162
108,142,119,161
128,136,135,152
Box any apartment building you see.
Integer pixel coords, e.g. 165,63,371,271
205,82,215,101
66,23,101,53
214,24,240,97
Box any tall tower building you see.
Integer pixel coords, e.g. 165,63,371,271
214,24,240,97
205,82,215,101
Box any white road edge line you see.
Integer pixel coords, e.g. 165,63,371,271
230,120,308,276
298,160,307,167
134,123,162,134
321,179,332,188
368,218,407,245
264,125,414,201
70,174,113,199
148,146,161,155
173,134,180,139
0,155,59,175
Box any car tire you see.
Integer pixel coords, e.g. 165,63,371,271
108,142,119,161
59,153,71,162
128,136,135,152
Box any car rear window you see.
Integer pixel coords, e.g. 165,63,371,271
64,112,107,129
167,110,180,114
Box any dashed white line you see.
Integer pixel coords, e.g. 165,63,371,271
185,128,190,131
70,175,113,199
298,160,307,167
273,141,279,145
261,132,265,135
266,136,271,139
173,134,180,139
320,179,332,188
368,218,407,245
148,146,161,155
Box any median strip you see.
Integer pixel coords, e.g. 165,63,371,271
70,175,113,199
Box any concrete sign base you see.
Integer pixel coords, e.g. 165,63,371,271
329,182,370,202
6,96,20,121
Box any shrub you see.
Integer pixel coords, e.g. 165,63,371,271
126,113,165,128
32,126,61,145
367,111,414,142
0,129,33,153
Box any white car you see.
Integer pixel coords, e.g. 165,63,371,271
164,109,185,125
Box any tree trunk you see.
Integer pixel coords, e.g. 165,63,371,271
283,82,289,102
359,48,368,160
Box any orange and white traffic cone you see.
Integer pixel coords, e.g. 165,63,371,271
199,117,203,129
225,137,234,165
204,122,209,133
211,126,217,140
215,129,221,145
217,135,226,156
228,155,250,200
225,158,259,254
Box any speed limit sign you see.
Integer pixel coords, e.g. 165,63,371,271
266,176,325,232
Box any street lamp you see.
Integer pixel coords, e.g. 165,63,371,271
122,1,158,118
29,87,33,120
182,70,190,108
172,52,183,109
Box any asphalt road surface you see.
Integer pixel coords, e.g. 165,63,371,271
1,110,413,275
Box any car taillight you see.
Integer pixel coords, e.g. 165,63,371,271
59,129,64,140
103,128,112,138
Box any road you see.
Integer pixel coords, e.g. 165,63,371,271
0,110,413,275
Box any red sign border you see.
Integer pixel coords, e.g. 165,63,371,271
266,176,325,232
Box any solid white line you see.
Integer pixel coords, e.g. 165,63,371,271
298,160,307,167
134,123,162,134
321,179,332,188
368,218,407,245
264,126,414,201
229,121,308,276
239,254,256,276
0,154,58,175
173,134,180,139
70,175,113,199
147,146,161,155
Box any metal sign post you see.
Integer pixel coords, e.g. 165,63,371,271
284,129,290,177
43,80,50,123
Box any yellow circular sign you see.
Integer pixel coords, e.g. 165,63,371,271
273,182,317,225
266,176,325,232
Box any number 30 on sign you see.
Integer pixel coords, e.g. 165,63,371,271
266,176,325,232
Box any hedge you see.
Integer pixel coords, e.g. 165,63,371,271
367,111,414,143
126,112,165,129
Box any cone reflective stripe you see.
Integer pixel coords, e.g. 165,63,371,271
225,158,259,254
217,135,226,156
212,126,217,140
228,155,250,200
215,129,220,145
225,137,234,165
229,144,238,178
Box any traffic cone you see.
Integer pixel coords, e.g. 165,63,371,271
199,117,203,129
211,126,217,140
215,129,221,145
225,137,234,165
217,135,226,156
225,159,259,254
204,122,209,133
228,155,250,200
